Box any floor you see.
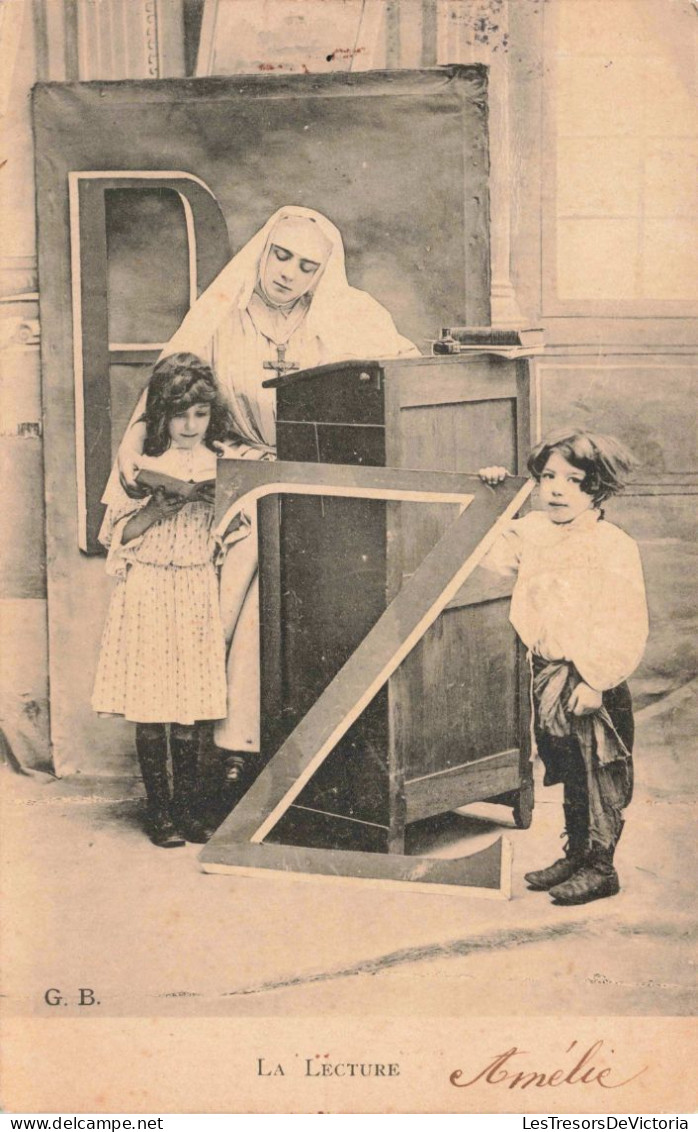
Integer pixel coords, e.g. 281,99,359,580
1,680,696,1021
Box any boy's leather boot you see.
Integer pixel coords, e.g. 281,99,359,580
524,803,587,890
170,730,214,844
136,726,185,848
549,841,620,905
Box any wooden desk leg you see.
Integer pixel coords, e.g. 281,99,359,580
514,639,535,829
388,762,406,854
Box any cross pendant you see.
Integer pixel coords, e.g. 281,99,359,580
263,343,299,379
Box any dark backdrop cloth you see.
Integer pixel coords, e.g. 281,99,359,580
33,67,491,774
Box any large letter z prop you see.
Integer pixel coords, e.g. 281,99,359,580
200,461,533,897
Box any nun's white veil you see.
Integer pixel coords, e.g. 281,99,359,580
101,206,418,517
163,204,418,362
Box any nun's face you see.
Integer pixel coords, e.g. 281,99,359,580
260,217,331,305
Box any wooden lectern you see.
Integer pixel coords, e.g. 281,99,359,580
256,352,535,855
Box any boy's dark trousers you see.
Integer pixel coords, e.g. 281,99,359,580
537,680,634,846
529,673,635,903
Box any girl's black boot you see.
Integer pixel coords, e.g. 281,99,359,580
170,729,214,844
135,725,185,848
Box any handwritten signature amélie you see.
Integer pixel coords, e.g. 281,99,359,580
450,1040,647,1091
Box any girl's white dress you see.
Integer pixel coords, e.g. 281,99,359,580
92,445,227,725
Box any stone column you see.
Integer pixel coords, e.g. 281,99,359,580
74,0,185,80
436,0,525,326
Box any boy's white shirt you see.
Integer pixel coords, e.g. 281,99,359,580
482,508,649,692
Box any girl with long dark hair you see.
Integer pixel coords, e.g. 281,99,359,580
93,353,234,847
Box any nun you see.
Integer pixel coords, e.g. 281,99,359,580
109,205,420,790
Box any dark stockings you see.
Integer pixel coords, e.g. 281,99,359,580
135,723,184,848
170,723,212,843
135,722,212,846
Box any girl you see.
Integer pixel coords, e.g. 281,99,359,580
480,429,648,905
92,353,234,847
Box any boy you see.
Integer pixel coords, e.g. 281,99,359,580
480,430,648,905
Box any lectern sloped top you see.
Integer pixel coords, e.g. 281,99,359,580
262,350,538,393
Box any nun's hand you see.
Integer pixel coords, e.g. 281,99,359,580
118,453,148,498
194,481,216,505
478,466,510,485
148,486,187,520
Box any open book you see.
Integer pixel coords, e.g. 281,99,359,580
136,467,216,501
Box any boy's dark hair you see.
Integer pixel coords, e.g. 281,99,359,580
527,429,637,505
141,353,234,457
